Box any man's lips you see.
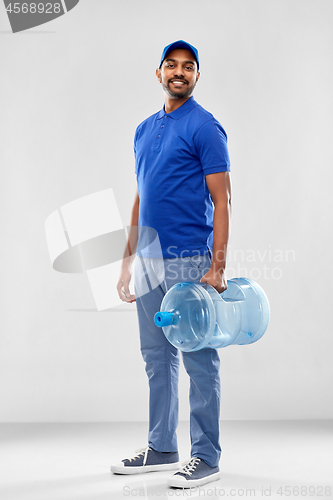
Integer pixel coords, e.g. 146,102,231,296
169,80,188,86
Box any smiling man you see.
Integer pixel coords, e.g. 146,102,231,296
160,52,198,100
111,40,231,488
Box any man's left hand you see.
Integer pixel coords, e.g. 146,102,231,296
200,267,227,294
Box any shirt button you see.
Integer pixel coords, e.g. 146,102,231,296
164,116,167,119
158,135,161,138
161,125,164,128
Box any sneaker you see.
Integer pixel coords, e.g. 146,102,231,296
111,446,181,475
168,457,221,488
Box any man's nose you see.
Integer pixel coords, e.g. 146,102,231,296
173,65,184,76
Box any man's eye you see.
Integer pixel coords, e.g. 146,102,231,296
185,66,194,71
166,64,174,68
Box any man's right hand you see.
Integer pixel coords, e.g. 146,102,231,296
117,266,136,303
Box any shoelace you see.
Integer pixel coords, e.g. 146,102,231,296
179,457,201,476
126,446,151,465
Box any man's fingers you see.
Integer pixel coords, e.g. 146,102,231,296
125,293,136,303
216,283,227,294
122,289,136,302
116,280,123,301
117,279,136,302
122,280,132,299
117,279,129,301
200,275,228,294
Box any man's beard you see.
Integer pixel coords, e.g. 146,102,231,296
161,79,197,99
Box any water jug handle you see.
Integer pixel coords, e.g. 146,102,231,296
221,280,246,302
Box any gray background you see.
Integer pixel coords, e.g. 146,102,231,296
1,0,332,422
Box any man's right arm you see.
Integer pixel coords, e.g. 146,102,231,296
116,187,140,302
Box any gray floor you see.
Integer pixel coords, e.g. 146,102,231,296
0,421,332,499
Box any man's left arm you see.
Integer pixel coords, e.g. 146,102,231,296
200,171,232,293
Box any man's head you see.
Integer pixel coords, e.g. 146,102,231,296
156,40,200,100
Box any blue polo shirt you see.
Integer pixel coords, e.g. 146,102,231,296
134,97,230,258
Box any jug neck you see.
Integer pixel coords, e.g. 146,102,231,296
154,311,177,327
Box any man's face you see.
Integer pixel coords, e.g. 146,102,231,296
156,48,200,99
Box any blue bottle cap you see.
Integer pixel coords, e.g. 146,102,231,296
154,311,174,327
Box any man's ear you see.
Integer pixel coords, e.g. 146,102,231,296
156,68,162,83
196,71,200,83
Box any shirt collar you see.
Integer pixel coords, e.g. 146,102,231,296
156,96,197,121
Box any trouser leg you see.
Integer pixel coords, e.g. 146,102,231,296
135,259,179,452
182,348,221,467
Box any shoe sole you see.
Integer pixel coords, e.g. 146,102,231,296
168,470,221,488
111,462,182,475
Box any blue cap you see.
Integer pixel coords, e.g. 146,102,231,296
154,311,175,327
159,40,199,70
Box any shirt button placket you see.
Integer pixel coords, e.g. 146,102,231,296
158,118,166,140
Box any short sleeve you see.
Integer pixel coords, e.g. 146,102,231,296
134,125,140,175
194,118,230,175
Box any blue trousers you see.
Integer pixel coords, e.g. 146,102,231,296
134,254,221,467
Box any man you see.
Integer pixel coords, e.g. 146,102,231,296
111,40,231,488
